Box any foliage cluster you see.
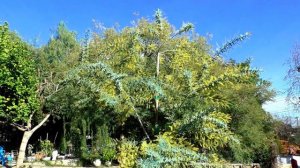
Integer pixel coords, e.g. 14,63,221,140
117,139,139,168
0,10,279,168
0,23,39,123
93,125,116,162
39,139,54,157
138,137,207,168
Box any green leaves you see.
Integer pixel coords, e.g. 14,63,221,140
0,23,39,123
154,9,164,31
138,137,207,168
27,11,275,166
215,32,251,56
177,22,194,35
117,140,139,168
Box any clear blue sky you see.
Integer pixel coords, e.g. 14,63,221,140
1,0,300,116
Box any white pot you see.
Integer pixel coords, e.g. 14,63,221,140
51,150,58,160
42,156,51,161
105,161,112,166
93,159,101,167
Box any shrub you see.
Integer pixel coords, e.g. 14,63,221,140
117,139,139,168
39,140,54,157
102,143,117,162
93,125,117,162
138,137,207,168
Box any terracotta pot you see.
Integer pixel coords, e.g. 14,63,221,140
35,152,45,160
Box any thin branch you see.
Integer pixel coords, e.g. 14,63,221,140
135,112,150,140
10,123,27,132
44,87,63,99
214,32,251,57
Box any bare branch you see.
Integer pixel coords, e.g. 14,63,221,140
135,112,150,140
286,43,300,108
10,123,28,132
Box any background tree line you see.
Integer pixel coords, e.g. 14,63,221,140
0,11,279,167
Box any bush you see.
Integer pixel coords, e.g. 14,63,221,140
138,137,207,168
93,125,117,162
39,140,54,157
117,139,139,168
102,142,117,162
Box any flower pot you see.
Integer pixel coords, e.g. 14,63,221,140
105,161,112,166
42,156,51,161
93,159,101,167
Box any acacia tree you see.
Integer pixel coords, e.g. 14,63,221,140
54,11,256,161
0,23,52,167
0,11,278,166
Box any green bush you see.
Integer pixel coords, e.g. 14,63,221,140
59,137,67,154
102,142,117,162
138,137,207,168
40,140,54,157
117,139,139,168
92,125,117,162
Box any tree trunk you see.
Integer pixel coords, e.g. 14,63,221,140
135,112,150,140
16,114,50,167
16,131,33,167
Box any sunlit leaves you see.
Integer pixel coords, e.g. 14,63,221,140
0,23,39,123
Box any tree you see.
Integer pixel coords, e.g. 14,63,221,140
0,10,272,166
219,61,277,167
56,10,256,160
0,22,80,167
286,43,300,108
35,22,81,155
0,11,279,167
0,23,51,167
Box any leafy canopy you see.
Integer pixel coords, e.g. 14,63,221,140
0,23,39,123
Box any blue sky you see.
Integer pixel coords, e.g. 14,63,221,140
1,0,300,117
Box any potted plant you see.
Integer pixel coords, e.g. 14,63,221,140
102,147,116,166
39,140,54,160
89,149,101,167
93,125,116,166
93,159,101,167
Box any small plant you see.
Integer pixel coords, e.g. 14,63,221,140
117,139,139,168
92,125,117,163
39,140,54,157
59,136,67,154
102,143,116,162
138,137,207,168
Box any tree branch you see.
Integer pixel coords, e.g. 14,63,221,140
10,123,28,132
135,112,150,140
45,87,63,99
26,113,34,129
30,114,51,133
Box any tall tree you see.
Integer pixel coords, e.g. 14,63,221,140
59,11,255,157
0,23,51,167
36,22,81,154
0,22,80,167
220,61,277,167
